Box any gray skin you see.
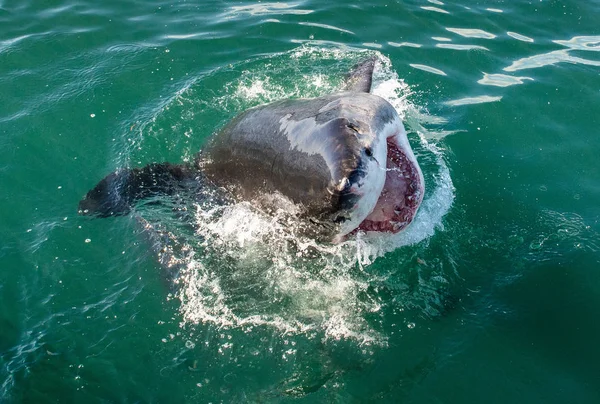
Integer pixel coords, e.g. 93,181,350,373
200,92,396,225
79,58,423,240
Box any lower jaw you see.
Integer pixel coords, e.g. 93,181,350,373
357,210,416,233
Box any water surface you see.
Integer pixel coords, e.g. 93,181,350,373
1,0,599,402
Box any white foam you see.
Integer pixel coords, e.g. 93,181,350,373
173,199,384,345
234,77,285,102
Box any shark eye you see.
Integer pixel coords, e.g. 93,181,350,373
347,123,360,132
332,214,348,223
365,147,373,157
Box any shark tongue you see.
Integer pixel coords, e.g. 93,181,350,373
358,138,423,233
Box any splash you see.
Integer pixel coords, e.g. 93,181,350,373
138,46,454,345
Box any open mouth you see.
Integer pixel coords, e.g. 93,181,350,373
357,136,424,234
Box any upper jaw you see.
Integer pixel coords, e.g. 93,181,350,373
335,134,389,237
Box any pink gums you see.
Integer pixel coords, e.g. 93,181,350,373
357,137,423,233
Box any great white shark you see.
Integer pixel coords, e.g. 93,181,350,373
79,57,424,242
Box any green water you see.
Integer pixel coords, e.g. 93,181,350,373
2,0,600,402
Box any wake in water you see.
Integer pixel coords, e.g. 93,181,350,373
129,46,455,345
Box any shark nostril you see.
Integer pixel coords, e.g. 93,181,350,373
365,147,373,157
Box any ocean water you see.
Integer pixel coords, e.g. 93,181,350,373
1,0,599,402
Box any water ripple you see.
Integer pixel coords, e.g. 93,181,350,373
505,46,600,72
421,6,449,14
37,4,76,18
504,35,600,72
528,210,600,256
436,43,488,51
477,73,534,87
0,32,50,54
446,27,496,39
507,31,534,43
554,35,600,51
445,95,502,106
388,41,422,48
162,32,212,40
362,42,383,49
222,2,313,18
409,64,447,76
298,22,354,35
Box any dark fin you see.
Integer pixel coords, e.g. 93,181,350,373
343,56,378,93
78,162,198,217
